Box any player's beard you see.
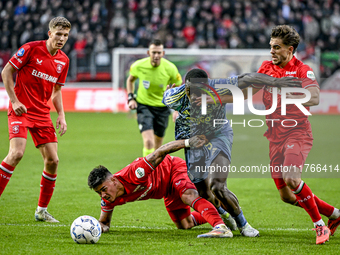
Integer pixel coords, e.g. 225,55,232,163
272,54,288,66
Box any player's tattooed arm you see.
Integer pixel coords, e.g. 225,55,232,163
98,210,113,233
238,73,302,89
146,135,208,168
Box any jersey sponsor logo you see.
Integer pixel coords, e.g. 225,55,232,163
142,80,150,89
307,71,315,80
56,64,63,73
54,59,66,65
17,48,25,57
36,59,42,65
135,167,145,178
31,69,57,83
285,71,297,75
12,125,19,134
136,183,152,201
132,185,146,192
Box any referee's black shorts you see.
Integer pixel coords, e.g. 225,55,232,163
136,102,171,137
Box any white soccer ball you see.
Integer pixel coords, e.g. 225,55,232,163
70,215,102,244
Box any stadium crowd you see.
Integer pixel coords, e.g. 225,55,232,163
0,0,340,77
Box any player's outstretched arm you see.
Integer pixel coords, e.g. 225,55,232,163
146,135,208,168
238,73,302,89
98,210,113,233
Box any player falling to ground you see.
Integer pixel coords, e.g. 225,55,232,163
126,39,182,157
163,68,301,237
249,25,340,244
0,17,71,223
88,135,234,238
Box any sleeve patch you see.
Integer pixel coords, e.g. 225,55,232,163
307,71,315,80
135,167,145,178
17,48,25,57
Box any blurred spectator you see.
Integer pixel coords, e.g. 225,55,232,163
182,21,196,45
94,33,108,52
14,0,28,16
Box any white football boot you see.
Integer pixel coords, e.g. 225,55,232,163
35,208,59,223
197,224,233,238
239,222,260,237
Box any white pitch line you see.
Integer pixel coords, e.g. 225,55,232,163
0,223,313,232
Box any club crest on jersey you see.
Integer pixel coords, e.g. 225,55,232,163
36,59,42,65
12,125,19,134
56,64,63,73
17,48,25,57
135,167,145,178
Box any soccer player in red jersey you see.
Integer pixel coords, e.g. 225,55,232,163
0,17,71,222
251,25,340,244
88,135,234,238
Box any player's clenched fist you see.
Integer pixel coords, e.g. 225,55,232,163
189,135,208,148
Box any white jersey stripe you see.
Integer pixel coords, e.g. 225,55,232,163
9,60,19,70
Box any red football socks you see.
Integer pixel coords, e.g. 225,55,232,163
0,161,15,197
38,171,57,208
191,197,224,227
191,211,207,226
292,181,322,223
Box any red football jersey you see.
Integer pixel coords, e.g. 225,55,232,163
9,40,69,119
257,56,319,142
101,155,183,212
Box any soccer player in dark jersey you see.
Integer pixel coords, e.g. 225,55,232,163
250,25,340,244
126,39,182,157
163,68,301,237
88,135,234,238
0,17,71,222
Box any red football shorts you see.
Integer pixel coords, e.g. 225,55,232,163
269,136,313,190
164,157,197,223
8,113,57,147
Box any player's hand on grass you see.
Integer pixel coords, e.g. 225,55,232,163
12,101,27,116
274,77,302,88
189,135,208,148
100,222,110,233
56,115,67,136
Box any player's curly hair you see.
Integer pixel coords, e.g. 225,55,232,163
184,68,208,83
271,25,300,54
49,16,71,31
88,165,112,189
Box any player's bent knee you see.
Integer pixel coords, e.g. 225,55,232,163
181,189,199,205
283,177,300,190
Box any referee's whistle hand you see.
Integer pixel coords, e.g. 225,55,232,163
128,100,137,110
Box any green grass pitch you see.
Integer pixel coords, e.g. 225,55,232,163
0,111,339,254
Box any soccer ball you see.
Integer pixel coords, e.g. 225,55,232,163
70,215,102,244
